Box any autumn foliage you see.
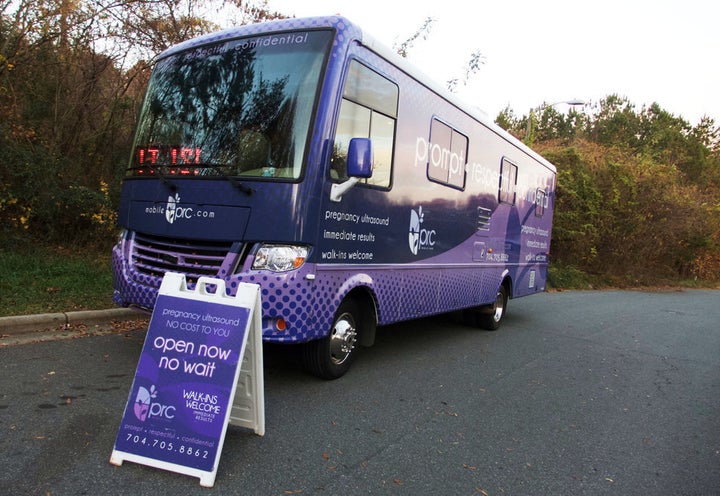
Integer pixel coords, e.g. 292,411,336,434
1,2,718,285
498,97,720,284
0,0,284,246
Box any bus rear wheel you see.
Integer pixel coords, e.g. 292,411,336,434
302,299,360,379
468,284,508,331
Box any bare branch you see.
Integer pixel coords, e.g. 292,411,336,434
394,16,434,58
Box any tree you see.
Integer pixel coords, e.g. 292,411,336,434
393,17,484,92
500,95,720,283
692,116,719,151
495,106,518,133
587,94,642,148
447,49,485,93
394,17,434,58
0,0,286,245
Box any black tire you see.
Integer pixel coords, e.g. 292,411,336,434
475,284,509,331
302,299,361,380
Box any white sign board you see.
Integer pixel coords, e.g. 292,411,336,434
110,272,264,487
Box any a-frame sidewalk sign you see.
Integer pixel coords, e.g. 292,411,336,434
110,272,264,487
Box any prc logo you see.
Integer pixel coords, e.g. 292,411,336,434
408,206,436,255
133,385,156,421
165,193,180,224
133,384,175,422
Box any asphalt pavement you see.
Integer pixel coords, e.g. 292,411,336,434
1,289,719,495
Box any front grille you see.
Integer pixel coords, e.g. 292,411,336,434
130,232,234,285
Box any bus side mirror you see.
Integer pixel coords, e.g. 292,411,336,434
330,138,373,202
347,138,373,178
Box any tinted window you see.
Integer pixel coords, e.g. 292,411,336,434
499,158,518,204
535,189,547,216
128,30,333,180
426,119,468,189
331,60,398,188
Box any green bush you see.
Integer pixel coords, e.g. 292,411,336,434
0,137,118,247
538,139,720,284
547,264,594,289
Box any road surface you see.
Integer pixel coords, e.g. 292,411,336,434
1,289,718,495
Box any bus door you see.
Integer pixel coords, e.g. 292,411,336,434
318,56,403,320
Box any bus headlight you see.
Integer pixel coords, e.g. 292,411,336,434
252,245,309,272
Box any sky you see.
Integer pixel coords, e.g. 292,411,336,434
265,0,719,126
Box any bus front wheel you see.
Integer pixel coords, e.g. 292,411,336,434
302,299,360,380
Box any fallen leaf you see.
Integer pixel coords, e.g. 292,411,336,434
463,464,478,471
476,489,489,496
393,479,403,485
322,453,330,461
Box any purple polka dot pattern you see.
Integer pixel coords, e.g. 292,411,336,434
113,236,509,345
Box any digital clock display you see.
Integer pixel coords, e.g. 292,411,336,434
136,146,202,165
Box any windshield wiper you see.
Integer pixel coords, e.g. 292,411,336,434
223,174,254,195
196,164,254,196
155,166,178,192
126,164,178,191
129,163,254,195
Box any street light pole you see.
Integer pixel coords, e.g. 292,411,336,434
525,99,585,145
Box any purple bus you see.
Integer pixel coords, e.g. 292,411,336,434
112,16,556,379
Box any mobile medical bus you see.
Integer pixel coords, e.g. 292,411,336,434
112,16,556,379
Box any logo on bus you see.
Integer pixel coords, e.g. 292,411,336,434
165,193,180,224
156,193,216,224
408,205,436,255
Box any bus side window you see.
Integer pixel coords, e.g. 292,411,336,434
331,60,398,188
426,118,468,189
535,189,547,217
499,158,518,205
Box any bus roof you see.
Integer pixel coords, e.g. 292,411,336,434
157,16,556,174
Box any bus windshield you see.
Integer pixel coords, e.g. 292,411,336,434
127,30,333,180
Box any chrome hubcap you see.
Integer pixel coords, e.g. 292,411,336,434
492,291,505,322
329,313,357,365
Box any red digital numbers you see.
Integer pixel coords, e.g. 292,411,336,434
137,146,202,165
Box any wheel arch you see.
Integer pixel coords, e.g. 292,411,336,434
500,269,514,299
502,275,513,300
341,285,378,347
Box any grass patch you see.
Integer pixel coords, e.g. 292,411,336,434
547,264,595,290
548,263,719,290
0,244,115,317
